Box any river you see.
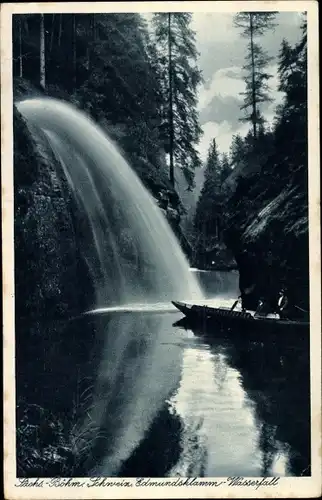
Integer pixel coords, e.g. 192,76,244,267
17,270,310,478
78,270,310,478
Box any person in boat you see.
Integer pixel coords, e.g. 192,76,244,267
254,287,308,320
277,288,289,318
277,287,308,320
254,297,279,318
254,285,284,318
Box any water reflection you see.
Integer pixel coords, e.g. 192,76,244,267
80,312,184,476
175,319,310,477
168,339,265,477
78,303,310,477
16,274,310,478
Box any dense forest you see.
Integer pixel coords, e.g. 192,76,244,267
13,8,309,325
13,12,308,268
13,14,201,188
13,8,309,337
13,13,209,259
192,12,308,314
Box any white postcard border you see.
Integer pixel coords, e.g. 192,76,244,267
2,2,321,499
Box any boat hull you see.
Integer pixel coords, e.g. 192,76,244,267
172,301,309,335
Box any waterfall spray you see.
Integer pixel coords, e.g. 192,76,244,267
17,98,203,475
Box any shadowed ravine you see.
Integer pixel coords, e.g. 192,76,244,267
16,99,310,478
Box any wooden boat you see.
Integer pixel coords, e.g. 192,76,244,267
172,301,309,334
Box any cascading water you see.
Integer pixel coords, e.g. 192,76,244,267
17,98,203,475
17,98,203,308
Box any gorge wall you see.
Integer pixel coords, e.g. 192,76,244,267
223,168,309,315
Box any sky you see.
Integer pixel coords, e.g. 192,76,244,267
191,12,304,161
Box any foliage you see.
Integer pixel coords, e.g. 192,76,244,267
16,402,76,477
152,13,203,188
13,13,204,475
233,12,276,140
224,14,308,309
194,139,232,254
274,13,307,187
12,13,197,206
221,153,232,181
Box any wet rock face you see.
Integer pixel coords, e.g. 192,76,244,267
224,177,309,315
14,107,98,477
14,104,98,422
14,106,95,320
156,190,193,261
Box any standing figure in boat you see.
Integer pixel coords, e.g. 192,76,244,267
237,248,260,311
277,288,289,318
277,287,309,321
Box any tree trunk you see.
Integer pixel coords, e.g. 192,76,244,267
40,14,46,89
249,13,257,142
168,13,175,186
87,14,96,72
58,13,62,47
72,14,77,89
18,16,23,78
49,14,55,56
92,13,96,41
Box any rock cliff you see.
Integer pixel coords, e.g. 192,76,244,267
224,170,309,315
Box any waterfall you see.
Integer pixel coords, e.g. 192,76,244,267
17,98,203,475
17,98,203,308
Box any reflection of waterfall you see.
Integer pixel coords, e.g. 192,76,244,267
168,340,267,477
17,98,202,307
79,313,184,476
17,98,203,475
204,333,310,477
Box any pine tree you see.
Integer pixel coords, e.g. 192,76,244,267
18,16,23,77
194,139,224,247
278,39,297,94
277,14,307,112
229,133,247,166
40,14,46,89
152,13,203,189
12,15,25,79
274,13,307,185
72,15,77,90
220,153,232,183
234,12,276,141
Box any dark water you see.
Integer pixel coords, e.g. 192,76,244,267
17,270,310,478
83,270,310,478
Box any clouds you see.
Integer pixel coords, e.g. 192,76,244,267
198,67,244,110
198,120,250,161
198,121,231,161
194,12,303,159
192,13,239,45
144,11,303,161
199,95,241,136
196,64,283,157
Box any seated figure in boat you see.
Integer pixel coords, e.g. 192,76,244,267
254,297,280,319
277,287,309,320
254,288,308,321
